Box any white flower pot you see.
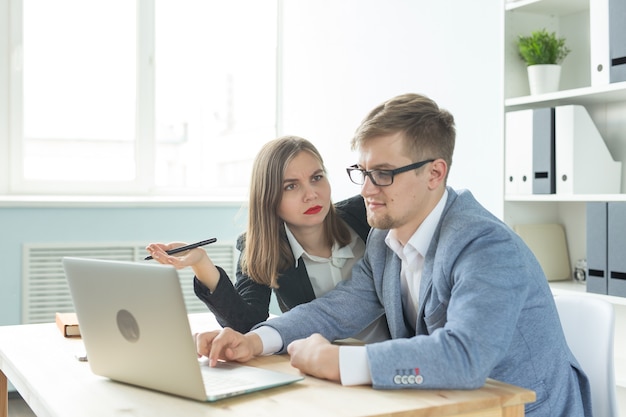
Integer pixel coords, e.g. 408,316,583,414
527,64,561,95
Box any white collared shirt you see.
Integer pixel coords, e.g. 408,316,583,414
286,223,390,344
284,224,365,297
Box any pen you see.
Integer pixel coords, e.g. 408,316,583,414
144,238,217,260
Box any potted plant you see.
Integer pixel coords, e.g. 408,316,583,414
517,29,571,95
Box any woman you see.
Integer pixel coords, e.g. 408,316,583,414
146,136,388,340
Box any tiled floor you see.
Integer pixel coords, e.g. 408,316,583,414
7,395,36,417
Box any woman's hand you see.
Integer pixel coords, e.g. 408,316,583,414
145,242,201,266
145,242,221,291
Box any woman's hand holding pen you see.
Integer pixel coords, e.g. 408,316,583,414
146,241,203,265
145,242,221,292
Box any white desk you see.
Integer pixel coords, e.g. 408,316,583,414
0,313,535,417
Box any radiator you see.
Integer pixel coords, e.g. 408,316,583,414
22,241,237,324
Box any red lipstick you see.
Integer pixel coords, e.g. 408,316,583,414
304,205,323,215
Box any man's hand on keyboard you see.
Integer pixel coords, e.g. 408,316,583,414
195,328,263,367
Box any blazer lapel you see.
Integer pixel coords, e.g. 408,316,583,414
381,252,414,339
416,256,434,335
275,259,316,311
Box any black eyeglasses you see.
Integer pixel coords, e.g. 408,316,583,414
346,159,435,186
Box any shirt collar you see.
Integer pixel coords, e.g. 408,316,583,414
284,223,356,267
385,189,448,257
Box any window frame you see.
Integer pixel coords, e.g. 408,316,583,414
3,0,278,197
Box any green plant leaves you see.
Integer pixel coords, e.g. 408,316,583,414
517,29,570,66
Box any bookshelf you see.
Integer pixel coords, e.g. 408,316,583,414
504,0,626,395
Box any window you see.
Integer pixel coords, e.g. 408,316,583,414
9,0,277,196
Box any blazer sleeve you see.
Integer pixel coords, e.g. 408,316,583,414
254,246,386,351
194,235,272,332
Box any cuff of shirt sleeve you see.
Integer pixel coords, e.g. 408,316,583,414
251,326,284,355
339,346,372,386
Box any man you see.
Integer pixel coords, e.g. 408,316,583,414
196,93,591,417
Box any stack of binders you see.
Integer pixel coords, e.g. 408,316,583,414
505,105,622,196
587,202,626,297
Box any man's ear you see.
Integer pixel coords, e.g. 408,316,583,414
427,159,448,190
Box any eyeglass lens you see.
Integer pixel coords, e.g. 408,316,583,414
349,170,392,186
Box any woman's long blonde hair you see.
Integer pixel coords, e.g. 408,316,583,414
240,136,351,288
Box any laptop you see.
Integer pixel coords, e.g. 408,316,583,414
62,256,303,402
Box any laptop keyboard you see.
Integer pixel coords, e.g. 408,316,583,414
201,369,255,391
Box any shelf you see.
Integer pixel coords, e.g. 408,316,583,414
505,194,626,202
505,81,626,111
505,0,587,15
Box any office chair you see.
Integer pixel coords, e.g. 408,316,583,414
554,294,618,417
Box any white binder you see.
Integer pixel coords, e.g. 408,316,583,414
555,105,621,194
590,0,626,84
590,0,610,86
504,109,533,195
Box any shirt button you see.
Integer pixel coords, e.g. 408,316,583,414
393,375,402,384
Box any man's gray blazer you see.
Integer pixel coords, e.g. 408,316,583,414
259,187,592,417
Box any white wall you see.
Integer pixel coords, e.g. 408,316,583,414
0,0,8,193
279,0,504,217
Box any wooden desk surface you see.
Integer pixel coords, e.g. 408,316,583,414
0,314,535,417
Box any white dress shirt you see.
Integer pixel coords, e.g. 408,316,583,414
284,224,365,298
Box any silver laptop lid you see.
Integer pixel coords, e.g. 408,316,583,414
63,257,208,400
63,256,303,402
